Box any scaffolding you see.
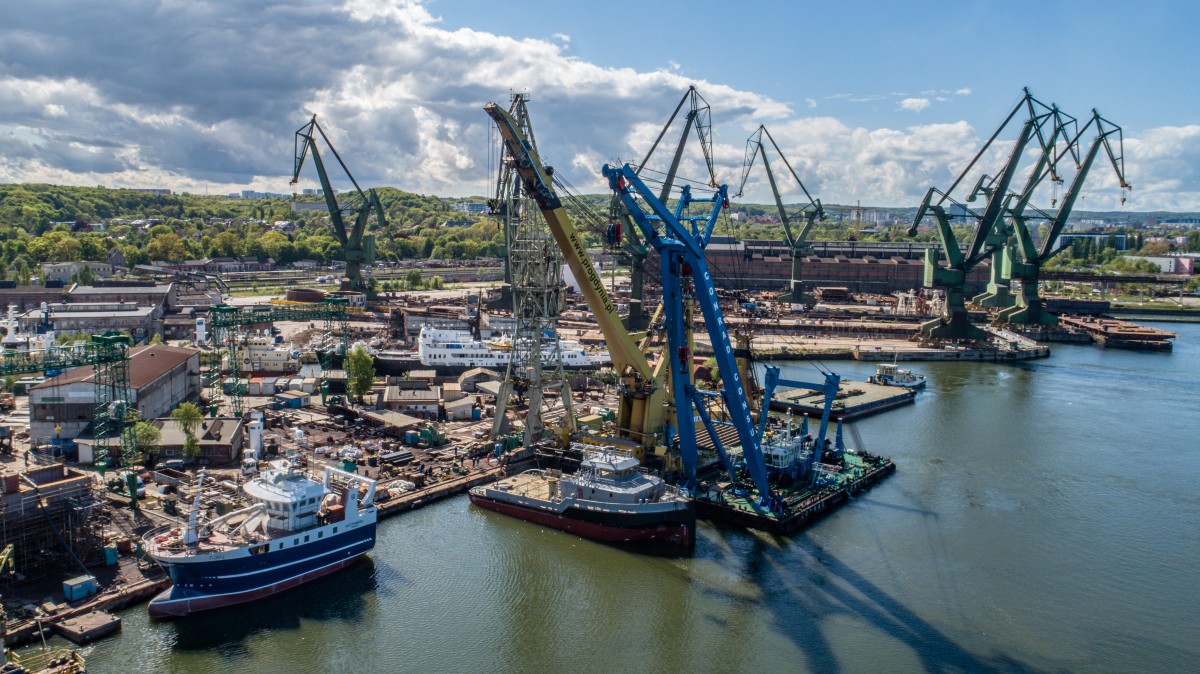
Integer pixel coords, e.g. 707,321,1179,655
0,333,135,471
490,94,574,447
0,464,103,579
207,299,350,416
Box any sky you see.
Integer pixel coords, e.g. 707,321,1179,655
1,0,1197,211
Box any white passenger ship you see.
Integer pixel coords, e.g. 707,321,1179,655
417,326,609,373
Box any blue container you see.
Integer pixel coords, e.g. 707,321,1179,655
471,407,482,421
103,546,119,566
405,430,419,445
63,575,98,601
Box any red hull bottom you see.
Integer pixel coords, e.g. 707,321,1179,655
469,493,693,550
148,554,362,618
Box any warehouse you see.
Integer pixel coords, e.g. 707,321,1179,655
29,345,201,442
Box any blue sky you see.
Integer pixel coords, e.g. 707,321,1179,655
430,0,1191,134
0,0,1196,210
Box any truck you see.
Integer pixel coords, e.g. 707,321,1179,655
241,457,259,475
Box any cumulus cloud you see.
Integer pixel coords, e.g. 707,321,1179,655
732,117,980,206
0,2,1193,210
0,0,789,197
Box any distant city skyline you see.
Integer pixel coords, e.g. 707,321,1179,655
1,1,1196,210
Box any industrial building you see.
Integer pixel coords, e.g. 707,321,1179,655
703,238,991,295
150,416,245,465
0,283,68,312
19,302,162,339
28,344,201,443
67,281,177,311
380,383,441,419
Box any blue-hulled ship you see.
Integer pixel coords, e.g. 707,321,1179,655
143,461,377,618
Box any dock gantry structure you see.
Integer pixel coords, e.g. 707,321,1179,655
736,124,824,306
907,88,1063,342
608,86,716,332
0,333,139,504
971,104,1079,310
999,109,1131,326
208,300,350,417
487,93,576,448
483,100,672,462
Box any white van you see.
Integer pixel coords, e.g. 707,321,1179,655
241,458,259,475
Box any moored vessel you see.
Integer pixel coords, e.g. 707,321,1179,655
143,461,377,618
418,325,609,374
468,444,694,550
868,362,927,389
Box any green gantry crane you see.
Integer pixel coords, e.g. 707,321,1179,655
208,300,350,417
971,104,1078,309
999,110,1131,325
292,115,385,294
609,86,716,332
907,88,1060,341
736,124,824,305
0,333,140,505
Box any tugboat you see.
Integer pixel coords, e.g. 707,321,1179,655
143,461,377,618
468,444,695,551
868,361,927,389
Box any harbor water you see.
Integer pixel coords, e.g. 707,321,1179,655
67,323,1198,673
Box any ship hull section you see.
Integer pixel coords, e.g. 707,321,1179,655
469,492,693,550
148,522,376,618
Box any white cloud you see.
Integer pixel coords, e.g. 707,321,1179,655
1117,125,1200,210
0,1,1193,211
900,98,931,112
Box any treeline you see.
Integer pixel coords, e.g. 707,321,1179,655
0,184,507,279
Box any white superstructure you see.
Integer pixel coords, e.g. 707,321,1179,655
417,326,609,370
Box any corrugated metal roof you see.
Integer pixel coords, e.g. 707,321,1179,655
33,344,198,391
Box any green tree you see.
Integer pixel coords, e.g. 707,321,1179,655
70,264,97,286
133,420,162,466
428,276,444,290
146,233,189,261
171,401,204,457
345,345,376,403
406,269,423,289
149,333,164,345
182,436,200,459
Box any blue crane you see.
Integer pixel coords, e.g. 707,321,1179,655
757,366,840,482
604,164,840,509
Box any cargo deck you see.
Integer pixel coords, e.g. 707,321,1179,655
769,379,915,420
694,452,895,534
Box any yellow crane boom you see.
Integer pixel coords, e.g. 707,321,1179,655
484,102,666,451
